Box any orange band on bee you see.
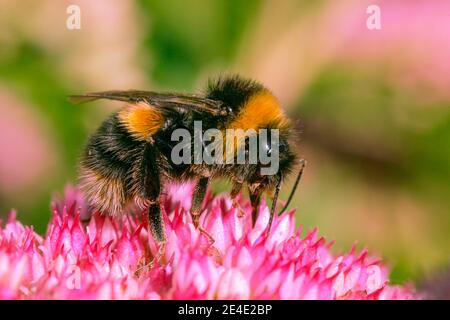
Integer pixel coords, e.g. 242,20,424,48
224,91,290,153
118,102,165,140
228,90,289,131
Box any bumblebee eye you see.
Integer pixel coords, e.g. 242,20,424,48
220,104,233,115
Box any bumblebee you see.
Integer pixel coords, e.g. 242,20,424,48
70,75,305,245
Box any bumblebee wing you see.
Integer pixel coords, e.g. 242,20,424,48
69,90,225,115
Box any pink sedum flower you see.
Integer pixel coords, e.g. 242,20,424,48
0,184,415,299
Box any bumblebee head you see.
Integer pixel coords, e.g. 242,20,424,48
207,75,296,178
251,126,297,190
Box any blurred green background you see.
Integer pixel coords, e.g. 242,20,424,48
0,0,449,284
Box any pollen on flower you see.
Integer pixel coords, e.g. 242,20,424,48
0,183,416,300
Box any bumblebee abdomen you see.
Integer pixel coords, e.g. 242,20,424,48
79,113,145,215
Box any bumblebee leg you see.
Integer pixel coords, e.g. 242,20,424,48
191,177,209,227
191,177,214,243
140,143,165,243
148,202,164,243
230,182,245,217
248,185,263,226
267,178,281,234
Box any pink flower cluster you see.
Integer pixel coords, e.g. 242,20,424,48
0,184,415,299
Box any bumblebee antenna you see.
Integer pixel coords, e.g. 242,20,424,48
267,176,282,233
278,159,306,215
